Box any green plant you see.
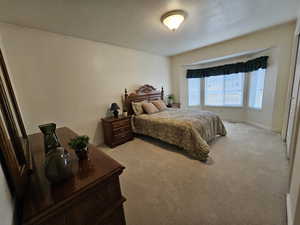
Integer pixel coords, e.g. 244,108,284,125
68,135,89,150
168,94,174,100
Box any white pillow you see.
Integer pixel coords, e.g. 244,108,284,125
142,102,159,114
131,101,146,115
151,100,167,111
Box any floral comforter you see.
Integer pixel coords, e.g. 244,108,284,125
132,108,227,161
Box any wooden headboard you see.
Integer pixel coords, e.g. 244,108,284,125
124,84,164,115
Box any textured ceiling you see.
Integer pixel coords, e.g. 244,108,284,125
0,0,298,56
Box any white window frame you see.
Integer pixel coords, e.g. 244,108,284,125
203,73,245,108
247,69,266,110
187,78,201,107
186,69,266,110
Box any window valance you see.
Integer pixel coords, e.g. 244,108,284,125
186,56,268,79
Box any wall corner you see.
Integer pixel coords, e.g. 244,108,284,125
296,10,300,35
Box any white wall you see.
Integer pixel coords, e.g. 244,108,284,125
171,22,296,132
0,34,14,225
0,23,171,145
296,10,300,35
288,12,300,225
289,111,300,225
289,127,300,225
0,166,14,225
245,49,278,130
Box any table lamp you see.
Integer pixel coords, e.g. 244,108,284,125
110,103,120,118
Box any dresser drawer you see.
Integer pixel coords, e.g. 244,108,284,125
68,175,122,225
37,176,123,225
98,206,126,225
38,211,70,225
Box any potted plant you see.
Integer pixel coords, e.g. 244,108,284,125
167,94,174,106
68,135,90,160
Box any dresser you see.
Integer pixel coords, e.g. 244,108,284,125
102,116,133,148
22,127,126,225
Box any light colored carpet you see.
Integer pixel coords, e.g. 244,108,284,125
101,122,289,225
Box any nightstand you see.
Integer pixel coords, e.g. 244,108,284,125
102,116,133,148
167,103,181,108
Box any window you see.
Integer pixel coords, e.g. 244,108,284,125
248,68,266,109
188,78,200,106
204,73,244,107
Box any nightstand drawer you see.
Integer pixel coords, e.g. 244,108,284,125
113,125,130,133
167,103,180,108
102,116,133,148
112,134,133,146
112,119,130,129
113,130,131,140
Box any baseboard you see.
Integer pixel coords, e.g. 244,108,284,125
244,121,272,131
224,120,272,130
223,119,244,124
287,193,293,225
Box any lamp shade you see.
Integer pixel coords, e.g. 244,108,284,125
110,103,120,111
161,10,187,31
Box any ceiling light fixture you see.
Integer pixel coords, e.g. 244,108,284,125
161,10,187,31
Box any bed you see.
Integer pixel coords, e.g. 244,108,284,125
124,85,227,161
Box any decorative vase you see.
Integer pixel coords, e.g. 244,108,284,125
168,98,174,105
39,123,61,154
75,146,89,160
44,147,73,184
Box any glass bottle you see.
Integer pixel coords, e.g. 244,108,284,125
44,147,73,184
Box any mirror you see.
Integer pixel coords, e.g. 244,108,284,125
0,48,31,197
